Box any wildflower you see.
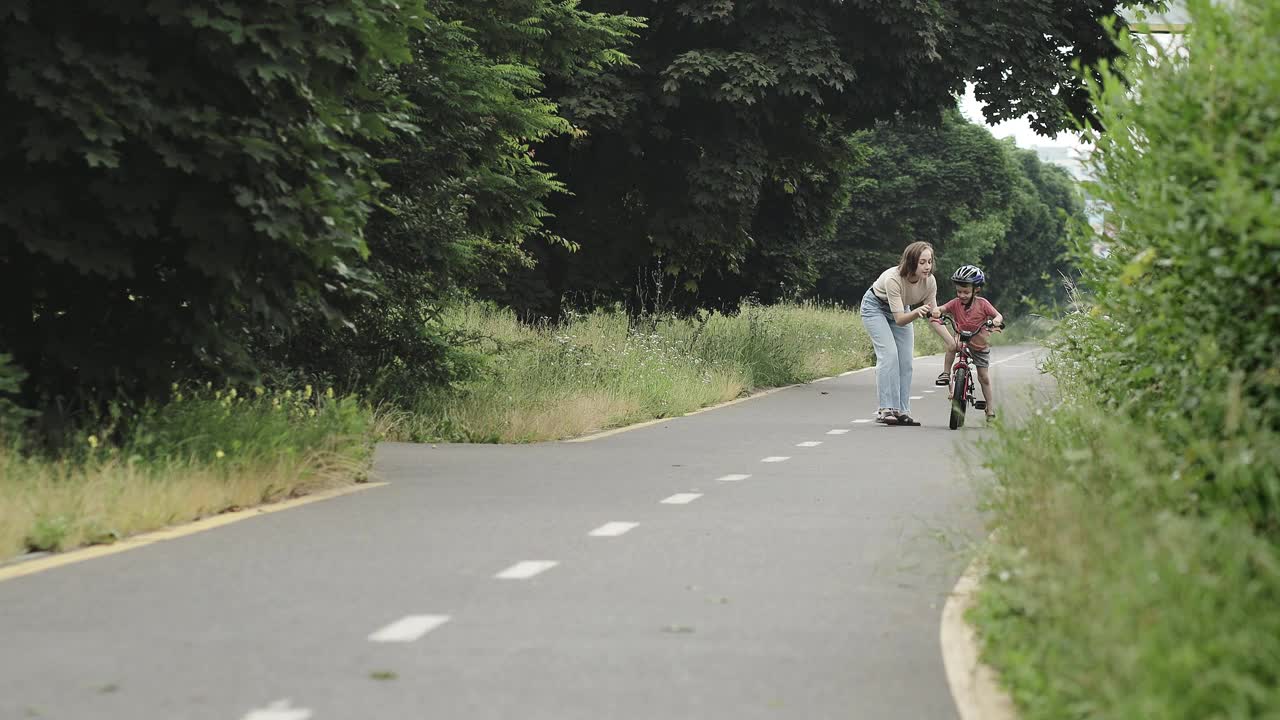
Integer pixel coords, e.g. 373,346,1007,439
228,388,237,399
87,434,100,449
215,449,226,459
304,384,312,398
254,386,265,396
308,408,316,417
325,387,334,399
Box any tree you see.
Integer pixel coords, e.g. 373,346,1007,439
981,150,1082,315
491,0,1160,318
0,1,423,413
812,110,1017,306
253,1,641,394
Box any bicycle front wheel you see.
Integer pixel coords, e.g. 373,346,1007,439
950,368,968,430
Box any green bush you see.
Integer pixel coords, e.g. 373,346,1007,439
0,2,423,408
974,2,1280,717
121,385,373,468
1065,0,1280,531
0,353,34,438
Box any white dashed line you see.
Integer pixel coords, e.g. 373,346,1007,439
761,456,791,463
826,429,850,435
661,493,703,505
910,395,924,400
716,474,751,482
242,699,313,720
796,441,823,448
368,614,451,643
853,419,873,424
589,521,639,537
495,561,558,579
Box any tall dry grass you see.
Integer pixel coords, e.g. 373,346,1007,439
1,388,375,559
395,299,944,443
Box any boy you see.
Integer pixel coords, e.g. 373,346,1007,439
931,265,1004,420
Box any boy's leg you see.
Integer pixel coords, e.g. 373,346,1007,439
977,366,994,416
930,322,954,385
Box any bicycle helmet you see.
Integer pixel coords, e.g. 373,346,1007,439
951,264,986,286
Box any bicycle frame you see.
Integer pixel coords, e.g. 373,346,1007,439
936,315,988,429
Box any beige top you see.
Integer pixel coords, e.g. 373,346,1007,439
871,266,938,314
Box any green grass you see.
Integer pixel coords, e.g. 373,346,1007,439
0,386,377,559
394,299,945,443
971,398,1280,719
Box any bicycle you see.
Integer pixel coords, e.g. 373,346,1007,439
936,315,1004,429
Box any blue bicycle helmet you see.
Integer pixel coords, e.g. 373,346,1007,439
951,264,986,286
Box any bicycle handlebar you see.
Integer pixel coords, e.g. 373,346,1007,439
932,314,1005,336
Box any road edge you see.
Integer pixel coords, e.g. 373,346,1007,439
0,481,389,584
941,550,1020,720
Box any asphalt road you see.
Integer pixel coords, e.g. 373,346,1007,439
0,346,1047,720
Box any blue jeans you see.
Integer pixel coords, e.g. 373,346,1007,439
860,289,914,414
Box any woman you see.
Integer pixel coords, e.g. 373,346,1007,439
859,241,948,426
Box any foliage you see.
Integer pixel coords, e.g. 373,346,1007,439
975,3,1280,717
813,110,1016,305
981,149,1083,316
255,1,642,397
493,0,1158,317
974,400,1280,720
0,353,35,438
1,383,375,556
1067,0,1280,526
396,299,942,443
0,1,424,417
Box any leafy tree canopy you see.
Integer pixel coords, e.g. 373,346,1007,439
494,0,1156,317
253,1,643,396
0,1,425,411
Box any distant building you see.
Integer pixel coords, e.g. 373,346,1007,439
1029,145,1090,181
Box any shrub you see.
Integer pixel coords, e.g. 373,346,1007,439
1068,0,1280,532
974,3,1280,717
0,2,423,408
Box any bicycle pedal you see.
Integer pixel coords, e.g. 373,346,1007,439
973,400,987,410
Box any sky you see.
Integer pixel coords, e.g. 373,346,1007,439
957,1,1192,154
957,86,1085,151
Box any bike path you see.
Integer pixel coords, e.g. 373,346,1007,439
0,346,1047,720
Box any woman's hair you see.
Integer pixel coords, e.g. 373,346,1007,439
897,241,934,278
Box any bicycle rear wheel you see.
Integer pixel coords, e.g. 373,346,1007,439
950,368,968,430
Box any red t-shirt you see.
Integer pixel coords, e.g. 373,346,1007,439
936,296,998,350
